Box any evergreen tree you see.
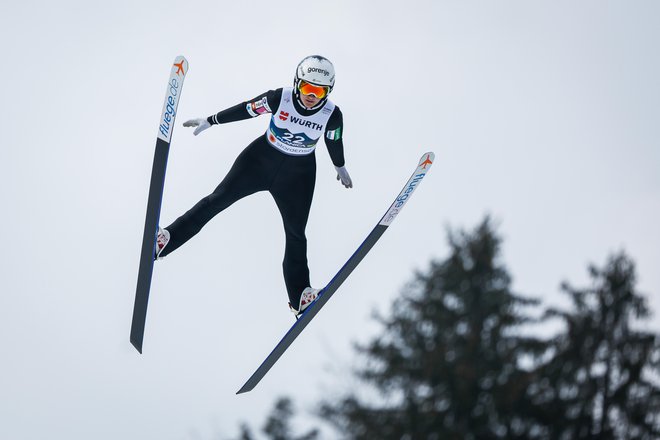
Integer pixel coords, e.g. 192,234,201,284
321,218,547,439
230,397,319,440
530,252,660,439
229,223,660,440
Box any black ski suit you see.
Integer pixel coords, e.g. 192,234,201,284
159,88,346,308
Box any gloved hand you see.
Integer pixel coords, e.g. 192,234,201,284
183,118,211,136
335,166,353,188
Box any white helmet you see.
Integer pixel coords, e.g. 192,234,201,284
294,55,335,94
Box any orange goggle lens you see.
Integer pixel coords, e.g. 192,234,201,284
298,80,329,99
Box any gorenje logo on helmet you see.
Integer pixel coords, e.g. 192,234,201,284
307,67,330,76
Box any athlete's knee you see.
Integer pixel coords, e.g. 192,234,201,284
284,230,307,246
200,190,230,212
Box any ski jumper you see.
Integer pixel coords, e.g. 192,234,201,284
159,88,345,307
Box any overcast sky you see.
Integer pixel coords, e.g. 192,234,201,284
1,0,659,438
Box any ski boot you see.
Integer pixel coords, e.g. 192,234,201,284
288,287,321,319
155,227,170,260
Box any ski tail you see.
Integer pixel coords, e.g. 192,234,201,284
236,152,435,393
130,56,189,353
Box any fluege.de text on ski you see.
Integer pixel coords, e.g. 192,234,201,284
159,77,180,141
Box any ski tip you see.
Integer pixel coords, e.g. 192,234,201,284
172,56,189,77
417,152,435,170
419,151,435,163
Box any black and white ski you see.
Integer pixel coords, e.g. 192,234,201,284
130,56,189,353
237,152,435,393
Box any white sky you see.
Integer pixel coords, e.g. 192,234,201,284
1,0,659,438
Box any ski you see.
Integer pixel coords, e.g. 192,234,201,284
237,152,435,393
130,56,189,353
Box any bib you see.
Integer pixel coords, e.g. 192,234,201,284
266,88,335,156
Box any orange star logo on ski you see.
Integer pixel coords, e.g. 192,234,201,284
420,154,433,169
173,60,186,76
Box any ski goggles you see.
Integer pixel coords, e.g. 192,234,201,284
298,80,329,99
